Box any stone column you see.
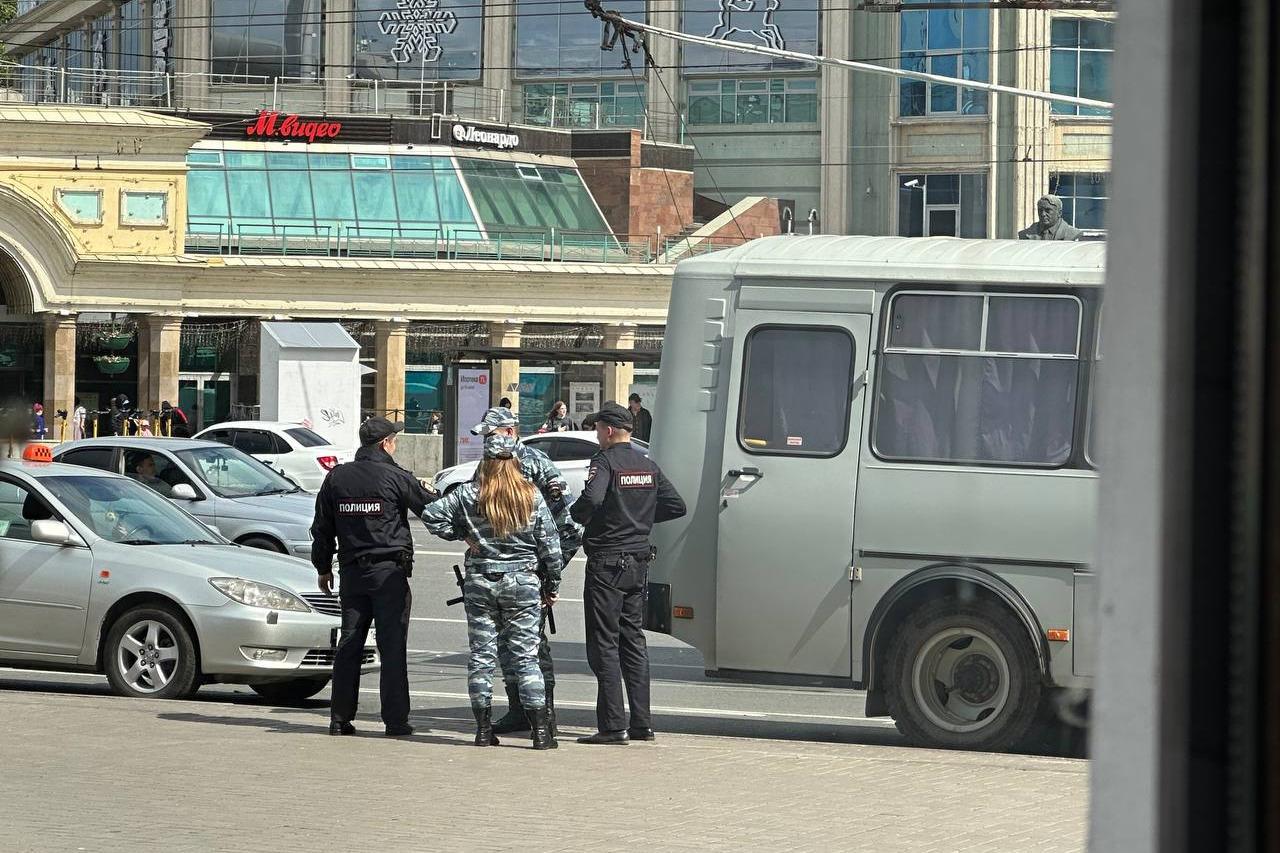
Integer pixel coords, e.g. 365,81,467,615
139,314,184,414
172,0,207,108
487,320,522,409
819,1,853,234
326,0,354,111
42,314,77,439
645,3,681,142
374,319,409,418
602,323,635,405
482,0,515,118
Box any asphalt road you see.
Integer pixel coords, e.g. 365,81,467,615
0,527,1084,755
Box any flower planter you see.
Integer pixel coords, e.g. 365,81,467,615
99,333,134,351
93,355,131,375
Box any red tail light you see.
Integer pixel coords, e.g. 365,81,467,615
317,455,338,471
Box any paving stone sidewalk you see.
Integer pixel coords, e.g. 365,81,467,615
0,689,1087,853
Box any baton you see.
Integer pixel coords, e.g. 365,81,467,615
544,601,557,636
445,564,465,606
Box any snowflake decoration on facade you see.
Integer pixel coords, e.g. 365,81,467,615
379,0,459,64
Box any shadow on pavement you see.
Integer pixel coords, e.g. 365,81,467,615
155,708,484,748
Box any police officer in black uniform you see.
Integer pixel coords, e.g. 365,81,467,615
570,401,686,744
311,417,436,737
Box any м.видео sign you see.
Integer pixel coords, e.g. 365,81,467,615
245,111,343,143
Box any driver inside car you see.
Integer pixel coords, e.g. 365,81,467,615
129,454,173,498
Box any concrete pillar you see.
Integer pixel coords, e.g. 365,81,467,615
819,1,853,234
645,3,681,142
374,319,409,418
487,320,522,409
139,315,183,414
602,323,635,405
482,0,515,117
172,0,207,107
1010,10,1052,237
326,0,354,111
42,314,77,437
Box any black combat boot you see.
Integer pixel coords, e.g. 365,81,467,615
473,704,500,747
491,682,530,734
529,707,558,750
545,685,558,738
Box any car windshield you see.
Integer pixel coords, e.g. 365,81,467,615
176,446,300,498
40,475,217,545
285,427,329,447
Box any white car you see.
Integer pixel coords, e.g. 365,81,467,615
193,422,352,492
433,431,649,497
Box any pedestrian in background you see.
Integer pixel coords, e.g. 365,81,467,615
420,430,564,749
628,393,653,442
467,406,581,737
160,401,190,437
72,397,87,440
571,402,685,744
108,395,128,437
31,404,46,440
538,401,576,433
310,416,436,738
499,397,513,410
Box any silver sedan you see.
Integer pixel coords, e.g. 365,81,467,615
0,458,377,703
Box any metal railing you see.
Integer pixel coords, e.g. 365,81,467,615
0,58,685,140
184,220,654,263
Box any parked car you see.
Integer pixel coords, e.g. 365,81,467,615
433,431,649,497
0,455,376,703
192,421,353,492
53,438,317,558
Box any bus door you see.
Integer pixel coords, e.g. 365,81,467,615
716,303,871,677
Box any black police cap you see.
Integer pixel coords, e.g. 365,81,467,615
359,416,405,446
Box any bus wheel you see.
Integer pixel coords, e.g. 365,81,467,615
885,596,1042,752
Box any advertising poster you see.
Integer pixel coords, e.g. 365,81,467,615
455,367,490,463
570,382,600,423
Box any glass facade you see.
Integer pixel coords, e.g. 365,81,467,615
682,0,820,73
185,147,611,241
1049,172,1108,230
65,28,88,103
211,0,324,81
521,82,645,129
1050,18,1113,116
457,159,610,232
91,11,114,105
687,77,817,125
899,3,990,116
120,0,144,103
516,0,644,78
354,0,483,82
897,173,988,237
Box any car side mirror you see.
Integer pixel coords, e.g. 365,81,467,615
31,519,75,546
171,483,200,501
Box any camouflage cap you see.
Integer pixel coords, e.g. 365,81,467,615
470,406,518,435
483,431,518,458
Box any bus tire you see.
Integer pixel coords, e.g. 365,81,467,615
885,595,1042,752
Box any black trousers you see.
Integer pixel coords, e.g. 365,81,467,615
331,560,411,727
583,553,651,733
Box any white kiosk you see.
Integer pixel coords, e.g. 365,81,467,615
259,322,362,449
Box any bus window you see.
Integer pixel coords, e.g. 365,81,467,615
874,292,1083,467
737,326,855,456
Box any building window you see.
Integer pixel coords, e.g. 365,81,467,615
30,43,59,102
56,188,103,224
1049,172,1108,231
354,0,482,82
516,0,643,78
873,292,1082,466
211,0,323,81
897,173,987,237
899,3,989,117
1050,18,1113,116
64,28,89,103
521,82,645,128
682,0,819,73
687,77,817,125
121,190,169,225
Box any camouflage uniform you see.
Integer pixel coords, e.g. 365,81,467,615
420,480,563,710
494,440,582,690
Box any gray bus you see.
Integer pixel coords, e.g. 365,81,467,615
645,235,1102,751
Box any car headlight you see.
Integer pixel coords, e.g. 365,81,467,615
209,578,311,612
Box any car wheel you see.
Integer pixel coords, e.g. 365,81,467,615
885,595,1042,752
250,677,331,706
104,606,200,700
239,535,286,553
